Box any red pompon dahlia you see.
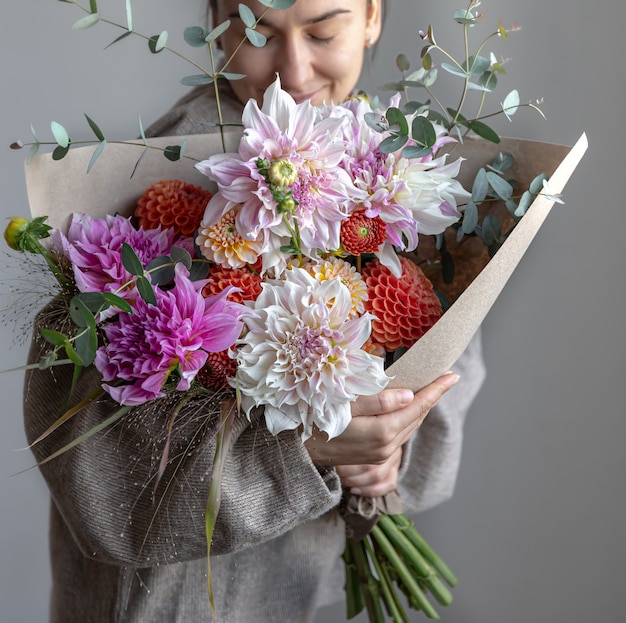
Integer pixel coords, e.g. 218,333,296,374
340,209,387,255
135,179,212,238
197,350,238,390
201,264,263,304
361,256,442,352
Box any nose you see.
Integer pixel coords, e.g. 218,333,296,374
273,36,315,101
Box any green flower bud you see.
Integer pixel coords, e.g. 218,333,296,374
268,158,298,187
4,217,30,251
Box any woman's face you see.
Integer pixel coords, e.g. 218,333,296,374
213,0,382,106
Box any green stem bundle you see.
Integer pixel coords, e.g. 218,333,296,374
343,513,457,622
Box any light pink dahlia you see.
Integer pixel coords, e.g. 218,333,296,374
232,266,389,441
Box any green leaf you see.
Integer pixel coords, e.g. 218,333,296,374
26,143,40,164
184,25,209,47
89,0,98,13
481,215,501,246
146,256,175,285
385,107,408,134
452,9,478,25
137,275,157,306
189,259,211,281
486,172,513,200
401,144,432,159
163,145,183,161
84,114,105,141
440,62,469,79
410,115,437,148
180,74,215,86
74,328,97,367
462,199,478,234
378,81,405,92
69,296,97,330
170,246,192,269
465,55,490,77
502,89,520,120
379,134,408,154
125,0,133,31
258,0,297,8
489,152,513,174
50,121,69,148
471,168,489,204
205,20,230,43
468,120,500,143
72,13,100,30
104,31,133,49
515,190,534,217
121,242,144,276
130,146,149,179
239,3,256,27
148,31,168,53
396,53,410,71
218,72,246,81
39,327,69,347
476,70,497,92
52,144,70,161
529,173,548,194
101,292,132,313
63,340,84,367
87,140,107,173
245,28,267,47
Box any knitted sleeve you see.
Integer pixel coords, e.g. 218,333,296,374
23,303,342,567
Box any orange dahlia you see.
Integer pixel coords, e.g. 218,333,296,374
201,264,263,304
197,350,237,390
361,256,442,352
134,179,212,238
340,209,387,255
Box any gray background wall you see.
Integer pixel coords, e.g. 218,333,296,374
1,1,623,622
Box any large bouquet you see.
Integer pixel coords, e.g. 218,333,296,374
6,1,587,621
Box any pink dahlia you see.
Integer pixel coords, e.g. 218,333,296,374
54,212,182,305
94,264,245,406
361,256,442,352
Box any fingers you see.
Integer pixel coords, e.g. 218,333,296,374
305,372,461,467
337,447,403,497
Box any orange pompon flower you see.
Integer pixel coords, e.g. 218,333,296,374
201,264,263,304
197,350,238,390
135,179,212,238
340,209,387,255
361,256,442,352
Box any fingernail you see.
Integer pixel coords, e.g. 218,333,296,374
350,487,362,495
398,389,414,405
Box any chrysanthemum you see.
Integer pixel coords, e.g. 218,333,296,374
233,266,389,440
361,256,442,352
308,257,368,318
134,179,212,238
94,264,245,406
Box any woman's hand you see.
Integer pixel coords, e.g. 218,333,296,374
335,446,404,498
304,371,460,468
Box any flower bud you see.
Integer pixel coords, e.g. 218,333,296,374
268,158,298,187
4,217,30,251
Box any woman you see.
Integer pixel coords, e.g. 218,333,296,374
24,1,486,621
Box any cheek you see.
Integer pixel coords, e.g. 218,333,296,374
322,47,366,99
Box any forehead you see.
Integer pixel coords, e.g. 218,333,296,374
213,0,366,22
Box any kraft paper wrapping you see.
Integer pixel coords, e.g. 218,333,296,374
24,131,588,392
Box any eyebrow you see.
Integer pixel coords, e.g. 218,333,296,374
228,8,352,27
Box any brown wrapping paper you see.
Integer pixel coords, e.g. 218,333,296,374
24,131,588,392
